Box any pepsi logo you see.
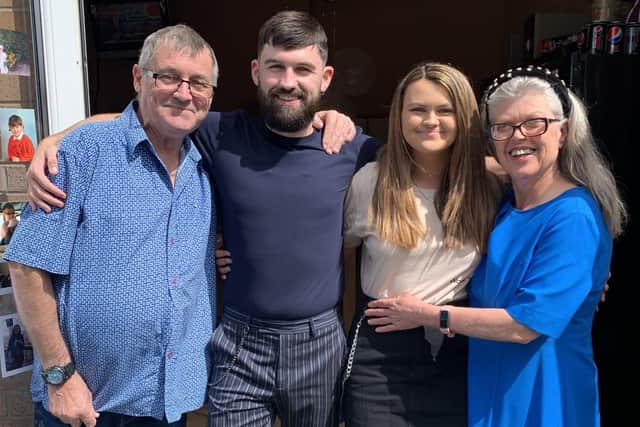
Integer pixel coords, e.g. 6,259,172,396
608,26,623,44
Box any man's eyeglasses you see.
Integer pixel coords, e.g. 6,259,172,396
489,117,563,141
144,70,215,98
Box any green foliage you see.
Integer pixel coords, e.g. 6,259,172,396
0,30,32,68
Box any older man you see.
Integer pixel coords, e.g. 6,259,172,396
4,24,218,427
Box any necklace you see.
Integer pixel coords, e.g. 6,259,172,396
413,164,442,180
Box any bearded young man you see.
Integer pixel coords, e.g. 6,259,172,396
192,12,379,426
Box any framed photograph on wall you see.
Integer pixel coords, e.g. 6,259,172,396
0,107,37,162
0,260,12,296
0,313,33,378
0,28,33,77
90,0,169,52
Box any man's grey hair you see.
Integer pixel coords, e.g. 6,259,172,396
138,24,219,86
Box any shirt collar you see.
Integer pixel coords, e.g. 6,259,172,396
120,100,202,164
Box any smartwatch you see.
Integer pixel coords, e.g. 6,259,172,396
41,361,75,386
439,310,455,337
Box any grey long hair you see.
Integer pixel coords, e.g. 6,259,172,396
486,76,627,237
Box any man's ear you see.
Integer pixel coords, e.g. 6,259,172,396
250,59,259,86
320,65,334,94
132,64,143,93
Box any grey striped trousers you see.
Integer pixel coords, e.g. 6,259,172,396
207,307,346,427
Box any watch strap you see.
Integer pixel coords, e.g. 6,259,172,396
439,309,455,338
61,361,75,377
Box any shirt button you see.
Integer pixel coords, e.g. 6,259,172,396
167,351,173,360
169,237,176,245
170,277,177,285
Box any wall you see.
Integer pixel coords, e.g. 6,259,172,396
170,0,507,117
0,0,36,111
0,162,29,427
0,0,34,423
86,1,592,136
164,0,591,113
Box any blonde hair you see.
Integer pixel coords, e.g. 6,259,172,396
485,76,627,237
371,62,501,251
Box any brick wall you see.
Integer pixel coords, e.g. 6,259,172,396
0,161,30,426
0,272,32,427
0,365,32,427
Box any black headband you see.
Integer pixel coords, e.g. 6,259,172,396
482,65,572,120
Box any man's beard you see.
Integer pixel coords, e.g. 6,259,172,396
257,85,321,133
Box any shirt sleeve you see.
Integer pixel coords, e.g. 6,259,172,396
190,111,222,174
505,207,607,338
354,133,382,171
3,130,97,274
343,164,376,248
20,135,34,161
7,137,17,160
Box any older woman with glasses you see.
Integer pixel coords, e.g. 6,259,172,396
366,66,627,427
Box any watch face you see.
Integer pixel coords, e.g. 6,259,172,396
46,368,65,385
439,310,449,329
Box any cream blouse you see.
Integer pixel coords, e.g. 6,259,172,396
344,162,480,305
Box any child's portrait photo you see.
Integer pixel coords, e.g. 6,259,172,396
0,313,33,377
0,256,13,295
0,108,37,162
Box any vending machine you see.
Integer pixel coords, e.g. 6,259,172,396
537,16,639,426
571,42,639,427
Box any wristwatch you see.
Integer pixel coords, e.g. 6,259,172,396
41,362,75,385
439,310,455,338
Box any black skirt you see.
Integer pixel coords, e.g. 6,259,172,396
341,297,468,427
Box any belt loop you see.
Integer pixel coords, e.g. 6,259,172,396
309,317,317,337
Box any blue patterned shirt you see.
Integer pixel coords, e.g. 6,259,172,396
4,101,216,422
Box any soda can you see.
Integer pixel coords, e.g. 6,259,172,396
625,23,640,55
577,25,588,52
605,21,624,54
587,21,608,54
541,38,554,54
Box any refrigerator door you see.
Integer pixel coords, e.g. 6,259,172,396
581,52,639,427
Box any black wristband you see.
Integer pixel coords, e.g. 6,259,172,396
439,309,455,337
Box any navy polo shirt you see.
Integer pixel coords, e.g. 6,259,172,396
193,110,379,319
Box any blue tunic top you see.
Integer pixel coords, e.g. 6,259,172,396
193,111,379,319
4,102,216,422
468,187,611,427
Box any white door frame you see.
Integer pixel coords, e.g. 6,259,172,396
32,0,88,134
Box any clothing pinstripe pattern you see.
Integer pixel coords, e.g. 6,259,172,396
208,307,346,427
